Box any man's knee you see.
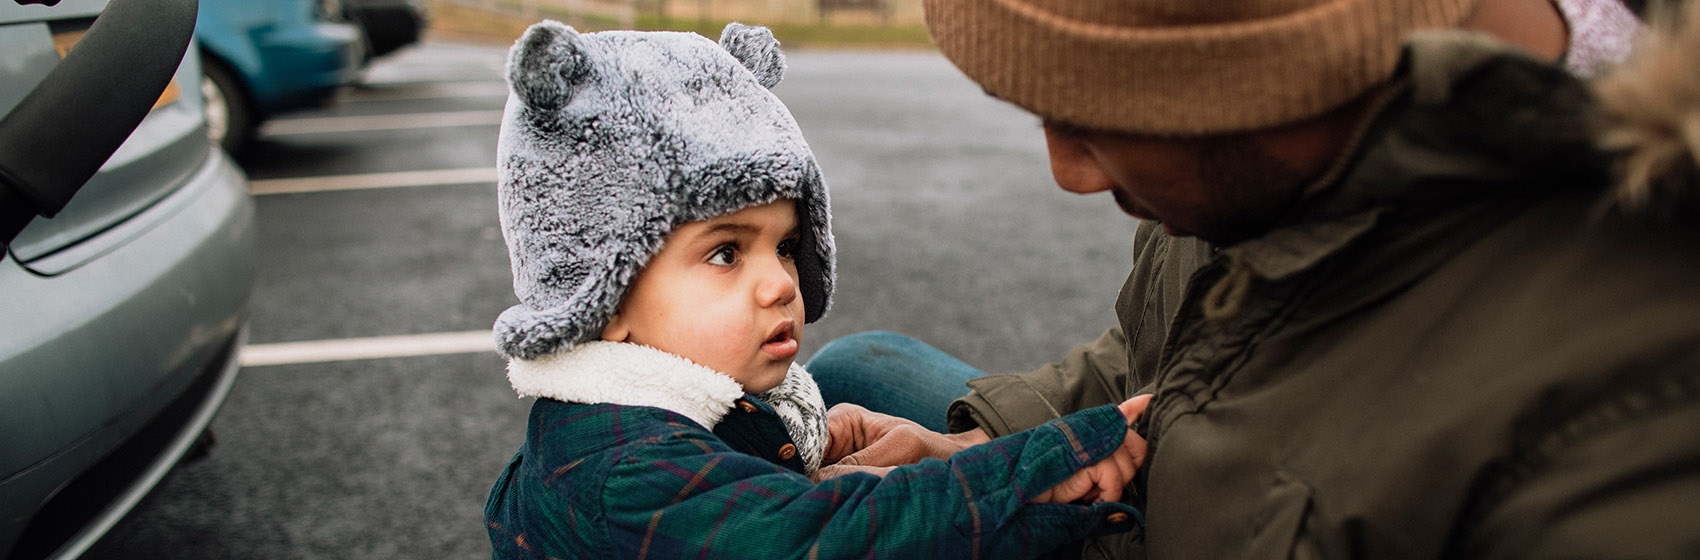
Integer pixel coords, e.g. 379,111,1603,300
809,330,916,374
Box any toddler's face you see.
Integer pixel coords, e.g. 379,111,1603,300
601,199,805,393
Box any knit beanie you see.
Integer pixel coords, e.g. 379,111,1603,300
494,21,834,360
924,0,1480,135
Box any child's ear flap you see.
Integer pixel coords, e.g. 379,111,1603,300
507,20,589,111
718,22,785,89
599,313,631,343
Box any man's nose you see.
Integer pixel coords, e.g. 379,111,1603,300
1043,124,1115,195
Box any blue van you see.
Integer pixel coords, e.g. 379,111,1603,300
197,0,363,153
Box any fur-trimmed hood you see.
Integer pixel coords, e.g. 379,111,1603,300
507,341,828,472
1593,1,1700,218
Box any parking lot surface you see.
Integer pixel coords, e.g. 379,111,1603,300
84,39,1138,559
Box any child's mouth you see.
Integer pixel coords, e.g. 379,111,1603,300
762,323,798,360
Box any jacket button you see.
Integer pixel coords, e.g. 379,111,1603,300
777,443,797,460
738,400,758,413
1106,512,1130,524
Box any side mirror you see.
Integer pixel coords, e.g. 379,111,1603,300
0,0,199,248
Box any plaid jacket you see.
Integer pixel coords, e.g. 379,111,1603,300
485,342,1140,559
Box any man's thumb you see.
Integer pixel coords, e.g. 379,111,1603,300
1117,394,1154,424
810,464,895,482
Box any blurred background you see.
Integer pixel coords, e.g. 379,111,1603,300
425,0,932,45
5,0,1137,558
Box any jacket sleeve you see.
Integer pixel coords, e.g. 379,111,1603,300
948,222,1213,437
602,405,1142,559
1462,391,1700,558
947,327,1133,438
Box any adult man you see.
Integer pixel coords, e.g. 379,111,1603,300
811,0,1700,556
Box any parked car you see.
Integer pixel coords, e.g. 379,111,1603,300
0,0,256,558
345,0,427,61
196,0,363,154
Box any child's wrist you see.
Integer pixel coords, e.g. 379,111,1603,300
1059,404,1135,465
948,427,992,448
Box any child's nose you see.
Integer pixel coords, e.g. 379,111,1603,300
755,257,798,308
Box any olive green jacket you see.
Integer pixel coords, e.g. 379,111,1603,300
948,32,1700,558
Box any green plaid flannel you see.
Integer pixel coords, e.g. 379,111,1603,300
486,400,1140,559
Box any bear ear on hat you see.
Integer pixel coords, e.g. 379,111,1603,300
718,22,785,89
507,20,589,111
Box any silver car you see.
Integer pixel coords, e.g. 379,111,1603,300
0,0,255,558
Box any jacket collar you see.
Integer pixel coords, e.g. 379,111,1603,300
508,340,745,429
506,340,828,472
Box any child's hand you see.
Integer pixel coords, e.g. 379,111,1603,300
812,403,990,482
1034,395,1152,504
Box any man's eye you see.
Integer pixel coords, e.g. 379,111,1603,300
1048,120,1089,139
708,244,737,265
777,238,797,260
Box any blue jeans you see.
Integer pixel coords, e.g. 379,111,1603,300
806,331,986,433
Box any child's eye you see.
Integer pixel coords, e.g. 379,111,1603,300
776,238,797,260
708,244,737,266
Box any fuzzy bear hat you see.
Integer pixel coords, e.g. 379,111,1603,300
494,21,834,360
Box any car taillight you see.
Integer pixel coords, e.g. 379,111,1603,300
52,28,181,110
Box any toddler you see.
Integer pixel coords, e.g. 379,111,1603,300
484,21,1148,558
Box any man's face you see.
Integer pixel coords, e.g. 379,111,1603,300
1041,119,1341,244
601,199,805,393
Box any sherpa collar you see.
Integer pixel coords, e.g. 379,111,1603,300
507,341,828,472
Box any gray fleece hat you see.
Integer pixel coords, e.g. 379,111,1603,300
494,21,835,360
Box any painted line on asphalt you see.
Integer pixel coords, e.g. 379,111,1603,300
261,109,504,135
344,81,509,102
240,330,496,367
249,167,496,195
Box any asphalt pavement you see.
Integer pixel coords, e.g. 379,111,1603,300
82,39,1139,559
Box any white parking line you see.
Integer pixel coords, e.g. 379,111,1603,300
261,110,504,135
345,81,510,102
249,167,496,195
240,330,496,367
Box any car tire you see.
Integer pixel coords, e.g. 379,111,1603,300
182,429,217,463
200,57,254,155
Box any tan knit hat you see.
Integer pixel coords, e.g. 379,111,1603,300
924,0,1479,135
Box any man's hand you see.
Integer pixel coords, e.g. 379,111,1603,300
810,403,991,482
1034,395,1152,504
